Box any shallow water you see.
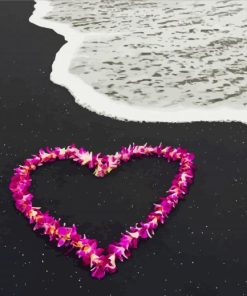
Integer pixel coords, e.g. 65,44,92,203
45,0,247,108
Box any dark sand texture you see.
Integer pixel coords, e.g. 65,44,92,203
0,2,247,296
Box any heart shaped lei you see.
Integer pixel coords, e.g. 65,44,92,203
9,144,195,279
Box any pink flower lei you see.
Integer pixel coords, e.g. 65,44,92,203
9,144,195,279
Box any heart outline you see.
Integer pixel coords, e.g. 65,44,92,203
9,144,195,279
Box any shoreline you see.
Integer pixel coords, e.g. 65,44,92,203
30,0,247,124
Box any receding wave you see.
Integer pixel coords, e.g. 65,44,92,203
30,0,247,123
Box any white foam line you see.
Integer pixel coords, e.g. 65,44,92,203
29,0,247,123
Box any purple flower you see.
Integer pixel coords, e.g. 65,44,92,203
140,225,153,238
75,237,101,266
107,243,131,262
90,254,117,279
56,225,78,247
160,198,174,215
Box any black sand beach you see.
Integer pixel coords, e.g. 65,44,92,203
1,1,247,295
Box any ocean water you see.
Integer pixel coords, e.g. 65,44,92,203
43,0,247,109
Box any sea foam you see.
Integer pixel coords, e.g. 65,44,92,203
30,0,247,123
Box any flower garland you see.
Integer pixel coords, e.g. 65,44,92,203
9,144,195,279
